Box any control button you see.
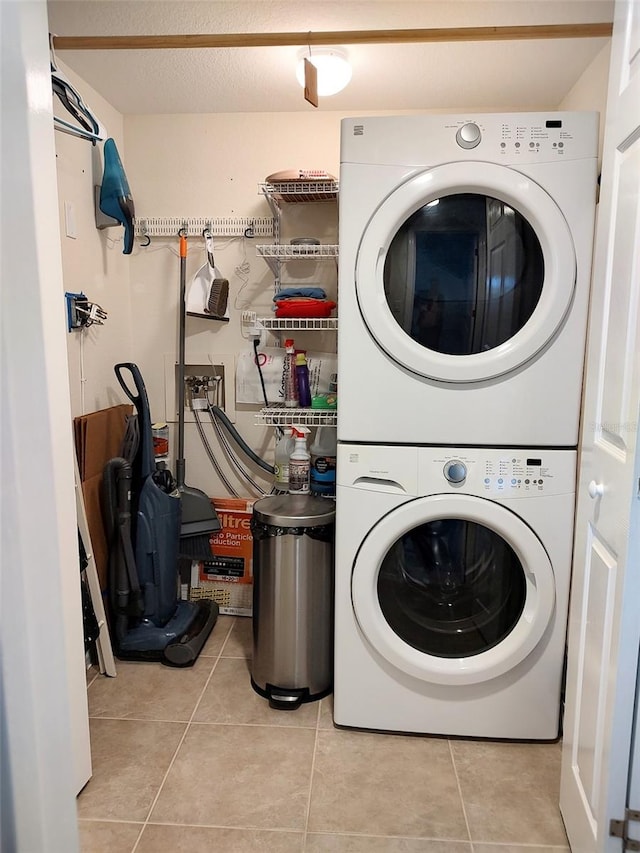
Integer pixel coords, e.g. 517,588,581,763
455,122,481,149
559,142,564,148
525,479,530,484
498,478,504,484
444,460,468,483
484,478,490,484
529,142,534,148
515,142,521,148
511,478,517,484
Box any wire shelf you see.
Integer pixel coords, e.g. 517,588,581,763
255,406,337,427
242,311,337,331
133,216,275,238
263,317,338,331
256,244,338,259
259,181,339,203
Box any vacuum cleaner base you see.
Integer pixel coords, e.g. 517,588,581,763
116,599,218,667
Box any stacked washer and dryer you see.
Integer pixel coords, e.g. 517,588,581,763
334,112,598,739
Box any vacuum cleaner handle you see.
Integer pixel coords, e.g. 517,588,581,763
114,362,156,479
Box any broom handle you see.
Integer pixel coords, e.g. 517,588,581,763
176,233,187,487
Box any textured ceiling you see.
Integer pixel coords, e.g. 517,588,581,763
47,1,614,114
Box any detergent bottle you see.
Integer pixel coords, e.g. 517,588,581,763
283,339,299,408
274,428,295,490
288,426,311,494
295,351,312,407
310,426,337,497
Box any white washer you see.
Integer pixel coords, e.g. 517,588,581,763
334,443,575,739
337,112,598,446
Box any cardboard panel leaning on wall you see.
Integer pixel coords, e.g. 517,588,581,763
53,59,134,418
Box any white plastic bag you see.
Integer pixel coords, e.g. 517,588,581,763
236,347,337,405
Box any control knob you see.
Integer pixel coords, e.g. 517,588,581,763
456,122,482,149
444,460,467,483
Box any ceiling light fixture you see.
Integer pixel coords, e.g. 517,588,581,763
295,47,352,96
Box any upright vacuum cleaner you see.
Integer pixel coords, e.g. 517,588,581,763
102,363,218,666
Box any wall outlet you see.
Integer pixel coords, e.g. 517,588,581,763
64,202,77,239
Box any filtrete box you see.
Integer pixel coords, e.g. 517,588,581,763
188,497,255,616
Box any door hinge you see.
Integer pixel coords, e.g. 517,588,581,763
610,810,640,851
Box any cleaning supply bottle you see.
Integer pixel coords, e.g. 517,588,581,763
274,428,295,491
283,339,299,407
288,426,311,494
310,426,337,497
295,351,312,407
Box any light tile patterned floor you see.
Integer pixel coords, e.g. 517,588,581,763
79,616,570,853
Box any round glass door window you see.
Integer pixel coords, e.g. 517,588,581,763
383,193,544,356
377,517,527,658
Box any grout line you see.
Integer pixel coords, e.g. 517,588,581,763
302,699,323,847
305,829,476,842
86,668,100,689
448,739,474,851
130,617,236,853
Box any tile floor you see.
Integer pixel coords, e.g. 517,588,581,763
79,615,570,853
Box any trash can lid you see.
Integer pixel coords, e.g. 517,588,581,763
253,494,335,527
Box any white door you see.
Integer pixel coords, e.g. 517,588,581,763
560,1,640,851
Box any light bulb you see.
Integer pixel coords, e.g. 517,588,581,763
296,49,352,96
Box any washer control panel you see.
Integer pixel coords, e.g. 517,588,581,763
421,448,577,498
338,445,576,498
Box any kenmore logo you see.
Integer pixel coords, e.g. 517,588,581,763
353,125,364,136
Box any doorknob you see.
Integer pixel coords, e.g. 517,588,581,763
588,480,604,499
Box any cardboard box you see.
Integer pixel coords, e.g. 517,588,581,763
189,497,255,616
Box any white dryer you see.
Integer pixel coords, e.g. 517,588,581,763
334,443,575,739
337,112,598,446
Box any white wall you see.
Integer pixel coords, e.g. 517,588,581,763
558,42,611,164
54,61,133,417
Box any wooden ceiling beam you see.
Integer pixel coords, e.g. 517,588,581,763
52,23,613,52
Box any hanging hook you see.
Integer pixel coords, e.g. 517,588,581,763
244,221,255,238
140,234,151,247
178,226,187,237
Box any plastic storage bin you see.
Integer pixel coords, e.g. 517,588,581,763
250,494,335,709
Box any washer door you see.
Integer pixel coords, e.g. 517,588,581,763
355,162,576,382
351,495,555,685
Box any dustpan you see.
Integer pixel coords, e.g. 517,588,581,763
185,230,230,321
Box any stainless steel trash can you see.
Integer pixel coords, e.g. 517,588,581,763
250,494,335,710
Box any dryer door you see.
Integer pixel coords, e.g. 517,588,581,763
351,494,555,685
355,162,576,382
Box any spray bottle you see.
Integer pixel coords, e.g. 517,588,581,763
288,425,311,494
274,427,295,491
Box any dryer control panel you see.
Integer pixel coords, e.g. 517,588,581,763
340,112,598,167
